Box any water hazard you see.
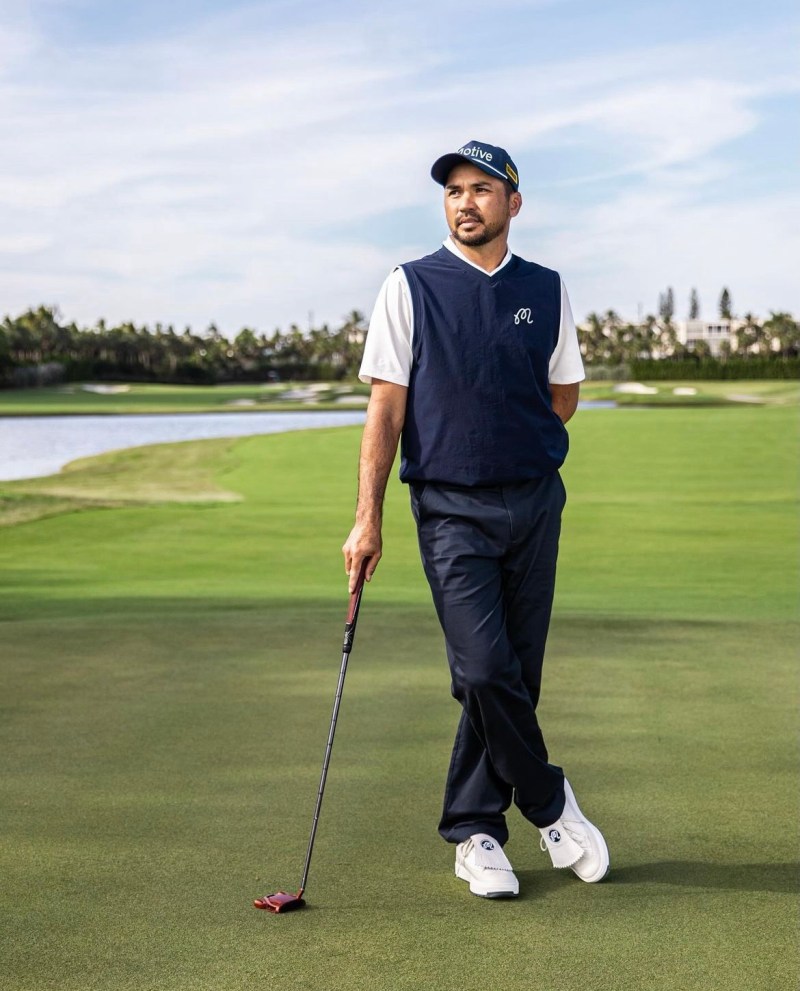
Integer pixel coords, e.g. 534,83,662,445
0,402,615,482
0,411,368,481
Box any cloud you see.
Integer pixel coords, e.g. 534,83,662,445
0,2,797,333
525,187,800,320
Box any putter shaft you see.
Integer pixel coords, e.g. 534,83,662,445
297,559,367,893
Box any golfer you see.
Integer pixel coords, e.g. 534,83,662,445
342,140,609,898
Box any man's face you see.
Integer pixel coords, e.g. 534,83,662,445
444,162,521,247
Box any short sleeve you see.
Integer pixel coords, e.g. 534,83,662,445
358,268,414,386
548,277,585,384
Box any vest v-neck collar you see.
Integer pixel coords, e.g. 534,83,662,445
442,238,512,278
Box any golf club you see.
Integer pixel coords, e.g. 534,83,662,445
253,556,370,914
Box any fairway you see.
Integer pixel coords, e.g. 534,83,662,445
0,378,796,415
1,406,797,991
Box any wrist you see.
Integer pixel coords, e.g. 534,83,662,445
355,511,382,528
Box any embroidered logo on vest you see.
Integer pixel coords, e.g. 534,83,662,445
514,307,534,325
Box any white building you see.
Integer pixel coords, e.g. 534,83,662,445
676,319,741,357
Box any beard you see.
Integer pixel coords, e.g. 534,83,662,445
450,212,507,247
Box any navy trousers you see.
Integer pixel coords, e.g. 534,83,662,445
410,472,567,845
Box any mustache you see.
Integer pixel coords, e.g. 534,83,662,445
457,210,483,224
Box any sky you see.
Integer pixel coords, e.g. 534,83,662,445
0,0,797,335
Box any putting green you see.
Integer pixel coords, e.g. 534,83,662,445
1,407,797,991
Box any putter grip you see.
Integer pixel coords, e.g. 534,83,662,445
343,558,369,653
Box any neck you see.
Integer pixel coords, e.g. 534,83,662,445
448,234,509,272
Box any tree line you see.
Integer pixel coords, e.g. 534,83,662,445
1,300,798,388
1,308,368,387
657,285,734,322
577,309,798,364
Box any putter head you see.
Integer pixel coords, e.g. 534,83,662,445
253,890,306,913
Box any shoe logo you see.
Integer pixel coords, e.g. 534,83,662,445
480,839,495,851
548,829,561,843
514,307,534,325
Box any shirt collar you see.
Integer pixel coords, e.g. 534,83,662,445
443,237,512,277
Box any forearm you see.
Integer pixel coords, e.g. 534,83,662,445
343,380,407,589
550,382,580,424
355,404,404,524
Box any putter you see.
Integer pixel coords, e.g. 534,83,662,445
253,557,370,914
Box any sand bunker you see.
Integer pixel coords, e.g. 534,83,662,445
613,382,658,395
81,384,131,395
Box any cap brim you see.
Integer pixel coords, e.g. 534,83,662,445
431,153,473,186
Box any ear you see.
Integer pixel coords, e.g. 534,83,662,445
509,191,522,218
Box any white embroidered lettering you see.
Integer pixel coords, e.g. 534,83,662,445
458,146,493,163
514,308,534,325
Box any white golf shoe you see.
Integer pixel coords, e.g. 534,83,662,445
538,779,610,883
455,833,519,898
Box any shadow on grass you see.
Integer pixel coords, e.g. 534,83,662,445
601,861,798,893
515,861,798,896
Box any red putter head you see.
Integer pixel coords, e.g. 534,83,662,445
253,890,306,913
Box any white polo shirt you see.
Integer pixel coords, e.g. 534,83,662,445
359,238,585,387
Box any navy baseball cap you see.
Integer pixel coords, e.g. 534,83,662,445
431,140,519,191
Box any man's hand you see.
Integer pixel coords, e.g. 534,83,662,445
342,379,407,594
342,522,382,594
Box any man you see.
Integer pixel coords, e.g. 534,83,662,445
342,140,609,899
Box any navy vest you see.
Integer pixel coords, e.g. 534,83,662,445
399,246,568,486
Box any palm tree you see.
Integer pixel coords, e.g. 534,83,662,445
763,312,799,358
578,312,605,363
656,318,679,358
736,313,763,356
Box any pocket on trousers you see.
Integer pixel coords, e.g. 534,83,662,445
409,481,428,522
556,471,567,508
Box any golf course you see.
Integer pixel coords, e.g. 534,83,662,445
1,395,797,990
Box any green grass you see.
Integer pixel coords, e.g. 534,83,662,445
0,439,243,524
0,438,243,526
580,378,800,406
0,381,371,415
1,378,797,415
1,408,797,990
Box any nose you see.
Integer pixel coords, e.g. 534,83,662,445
455,191,477,216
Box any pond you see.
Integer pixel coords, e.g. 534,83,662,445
0,402,615,482
0,411,368,481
